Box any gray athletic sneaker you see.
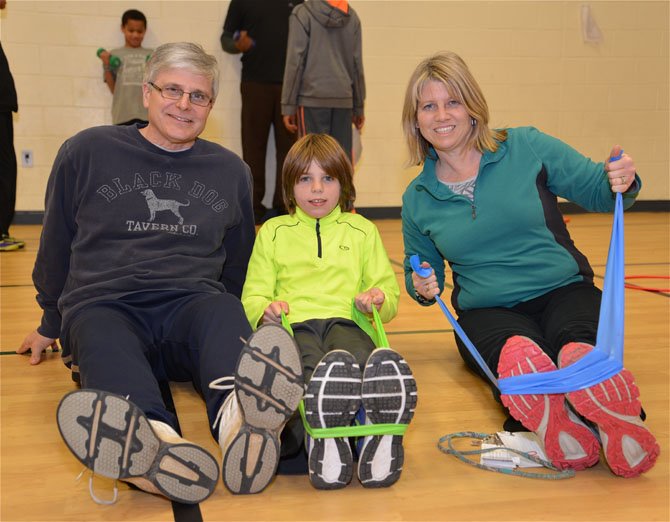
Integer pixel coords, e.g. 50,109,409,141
304,350,362,490
56,389,219,504
217,324,304,494
357,348,417,488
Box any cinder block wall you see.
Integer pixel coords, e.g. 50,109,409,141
2,1,668,212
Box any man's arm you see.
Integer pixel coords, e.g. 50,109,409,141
220,164,255,298
18,140,77,363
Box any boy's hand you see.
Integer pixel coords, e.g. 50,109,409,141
17,330,59,366
98,50,111,66
283,114,298,133
234,31,255,53
355,288,385,314
262,301,290,325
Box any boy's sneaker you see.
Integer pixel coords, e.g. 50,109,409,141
0,236,21,251
558,342,660,477
218,324,304,494
358,348,417,488
57,389,219,504
304,350,362,490
498,336,600,471
1,235,24,249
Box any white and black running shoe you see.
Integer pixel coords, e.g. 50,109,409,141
358,348,418,488
304,350,362,490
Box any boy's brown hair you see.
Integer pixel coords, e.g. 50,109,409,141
282,133,356,214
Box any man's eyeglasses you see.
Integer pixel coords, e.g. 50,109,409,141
148,82,212,107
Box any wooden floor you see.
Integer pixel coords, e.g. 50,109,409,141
1,214,669,522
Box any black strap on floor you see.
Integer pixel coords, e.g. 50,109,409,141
158,380,204,522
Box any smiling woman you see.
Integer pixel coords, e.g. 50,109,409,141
400,51,658,479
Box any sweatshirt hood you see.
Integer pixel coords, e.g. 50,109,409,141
306,0,350,28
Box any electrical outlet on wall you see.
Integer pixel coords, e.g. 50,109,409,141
21,150,34,168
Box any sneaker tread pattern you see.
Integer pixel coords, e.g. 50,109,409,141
224,324,304,494
358,349,417,488
305,350,362,490
57,389,218,504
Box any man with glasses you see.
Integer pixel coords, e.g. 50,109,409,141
19,42,303,503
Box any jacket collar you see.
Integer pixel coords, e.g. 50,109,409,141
295,205,342,226
415,141,508,198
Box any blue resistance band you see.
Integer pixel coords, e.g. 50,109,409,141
411,159,625,394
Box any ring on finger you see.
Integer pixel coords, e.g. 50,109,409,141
620,176,626,185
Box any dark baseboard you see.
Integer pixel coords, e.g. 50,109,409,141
13,211,45,225
13,200,670,224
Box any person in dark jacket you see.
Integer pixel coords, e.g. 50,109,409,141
0,0,24,251
221,0,301,224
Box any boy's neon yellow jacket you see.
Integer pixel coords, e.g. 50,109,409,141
242,206,399,329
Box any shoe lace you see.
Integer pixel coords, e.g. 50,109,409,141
76,468,118,505
208,376,235,432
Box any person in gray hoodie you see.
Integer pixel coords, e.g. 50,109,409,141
281,0,365,162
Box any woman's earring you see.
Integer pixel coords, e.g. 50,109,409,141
471,118,477,126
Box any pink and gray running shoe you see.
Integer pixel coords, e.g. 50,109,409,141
558,342,660,478
498,336,601,471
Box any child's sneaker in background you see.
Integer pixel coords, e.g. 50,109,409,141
0,235,23,251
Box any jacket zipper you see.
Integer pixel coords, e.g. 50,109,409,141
316,219,322,258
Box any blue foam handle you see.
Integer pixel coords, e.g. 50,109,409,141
409,254,499,387
410,254,431,277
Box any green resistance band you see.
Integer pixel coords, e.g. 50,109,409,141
281,303,406,439
298,400,408,439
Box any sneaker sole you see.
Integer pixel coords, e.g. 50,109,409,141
57,389,219,504
559,342,660,477
498,336,600,471
359,349,417,488
223,324,304,494
304,350,361,490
